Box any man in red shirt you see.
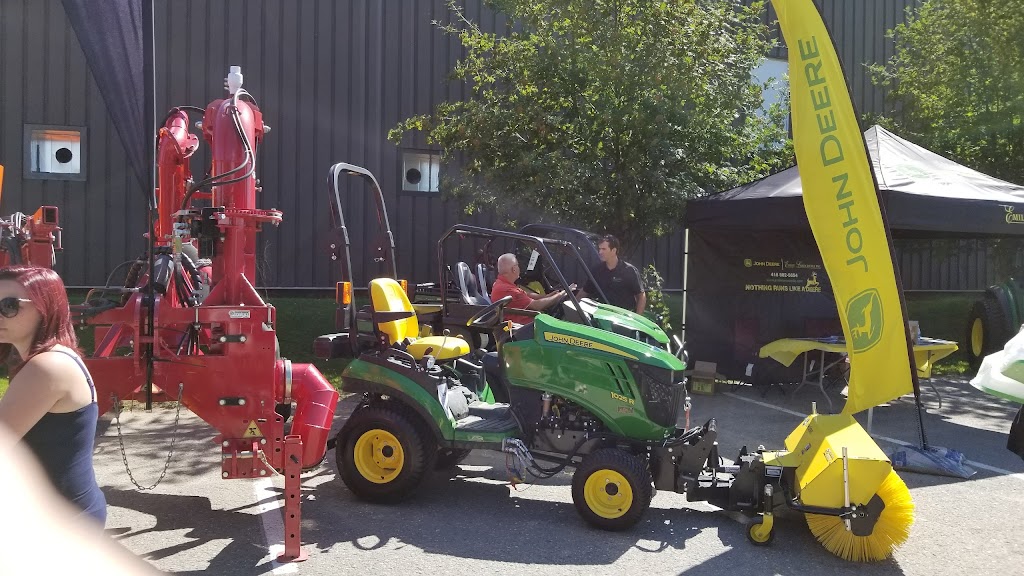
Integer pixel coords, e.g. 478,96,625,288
490,253,569,325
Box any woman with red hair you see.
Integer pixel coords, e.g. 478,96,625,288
0,265,106,526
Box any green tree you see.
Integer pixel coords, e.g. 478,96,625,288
390,0,792,254
869,0,1024,184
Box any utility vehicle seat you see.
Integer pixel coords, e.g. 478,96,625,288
369,278,471,361
476,263,496,295
456,262,491,306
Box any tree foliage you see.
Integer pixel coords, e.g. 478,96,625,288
390,0,792,254
869,0,1024,184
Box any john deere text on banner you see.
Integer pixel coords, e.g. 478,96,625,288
769,0,913,413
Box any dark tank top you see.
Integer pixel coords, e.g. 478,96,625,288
21,348,107,526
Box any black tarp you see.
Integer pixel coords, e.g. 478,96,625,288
688,125,1024,237
63,0,156,406
684,126,1024,380
61,0,149,192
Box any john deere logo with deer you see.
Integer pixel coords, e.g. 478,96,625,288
846,288,883,352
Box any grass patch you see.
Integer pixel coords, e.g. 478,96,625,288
906,292,975,375
271,295,351,386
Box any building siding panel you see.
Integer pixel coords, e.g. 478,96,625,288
7,0,992,292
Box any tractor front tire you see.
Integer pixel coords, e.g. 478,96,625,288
966,294,1010,370
337,404,436,503
571,449,652,531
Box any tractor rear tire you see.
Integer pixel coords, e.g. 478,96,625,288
966,294,1010,370
571,448,652,531
337,404,436,503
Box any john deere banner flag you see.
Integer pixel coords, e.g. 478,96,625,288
770,0,915,414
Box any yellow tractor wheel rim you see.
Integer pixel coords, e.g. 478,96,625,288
353,429,405,484
583,469,633,519
971,318,984,356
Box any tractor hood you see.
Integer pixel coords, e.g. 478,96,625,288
572,298,670,346
532,314,684,371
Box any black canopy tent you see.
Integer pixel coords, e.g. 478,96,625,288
683,125,1024,380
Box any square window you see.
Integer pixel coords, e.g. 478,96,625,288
402,151,440,193
24,125,86,181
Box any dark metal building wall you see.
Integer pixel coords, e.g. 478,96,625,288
152,0,506,289
0,0,143,287
3,0,945,289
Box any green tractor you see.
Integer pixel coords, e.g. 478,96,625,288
315,163,912,561
334,290,714,527
965,277,1024,369
324,290,914,561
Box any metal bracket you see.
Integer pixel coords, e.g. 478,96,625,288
277,435,308,563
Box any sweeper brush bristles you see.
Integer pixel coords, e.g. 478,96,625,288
805,470,914,562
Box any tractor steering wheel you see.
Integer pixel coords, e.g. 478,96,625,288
467,296,514,328
546,290,571,320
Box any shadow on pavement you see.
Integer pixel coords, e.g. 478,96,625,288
105,488,274,576
294,461,908,576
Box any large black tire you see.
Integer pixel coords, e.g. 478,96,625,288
966,293,1010,370
1,237,23,264
571,448,653,531
336,404,437,503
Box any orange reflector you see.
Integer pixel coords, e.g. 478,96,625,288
400,279,409,294
336,281,352,305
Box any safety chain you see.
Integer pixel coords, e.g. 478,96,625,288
112,382,185,491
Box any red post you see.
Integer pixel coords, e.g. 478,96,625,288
277,435,308,563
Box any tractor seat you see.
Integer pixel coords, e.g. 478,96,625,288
369,278,470,361
405,335,470,361
456,262,491,306
476,263,496,295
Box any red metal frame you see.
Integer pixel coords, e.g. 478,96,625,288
0,206,63,269
73,70,337,563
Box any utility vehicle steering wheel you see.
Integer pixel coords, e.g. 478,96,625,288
546,290,571,320
467,296,513,328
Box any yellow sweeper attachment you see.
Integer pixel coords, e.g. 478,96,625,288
764,411,914,562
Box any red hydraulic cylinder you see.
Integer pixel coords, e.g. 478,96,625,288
203,95,264,305
155,110,199,244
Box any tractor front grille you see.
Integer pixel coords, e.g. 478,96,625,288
633,363,685,428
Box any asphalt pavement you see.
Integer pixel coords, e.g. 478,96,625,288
91,376,1024,576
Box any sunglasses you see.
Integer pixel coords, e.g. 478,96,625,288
0,297,32,319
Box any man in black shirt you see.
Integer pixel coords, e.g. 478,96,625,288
576,234,646,314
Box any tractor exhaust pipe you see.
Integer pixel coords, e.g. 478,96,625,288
277,360,339,468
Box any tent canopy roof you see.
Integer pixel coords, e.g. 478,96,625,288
686,125,1024,236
